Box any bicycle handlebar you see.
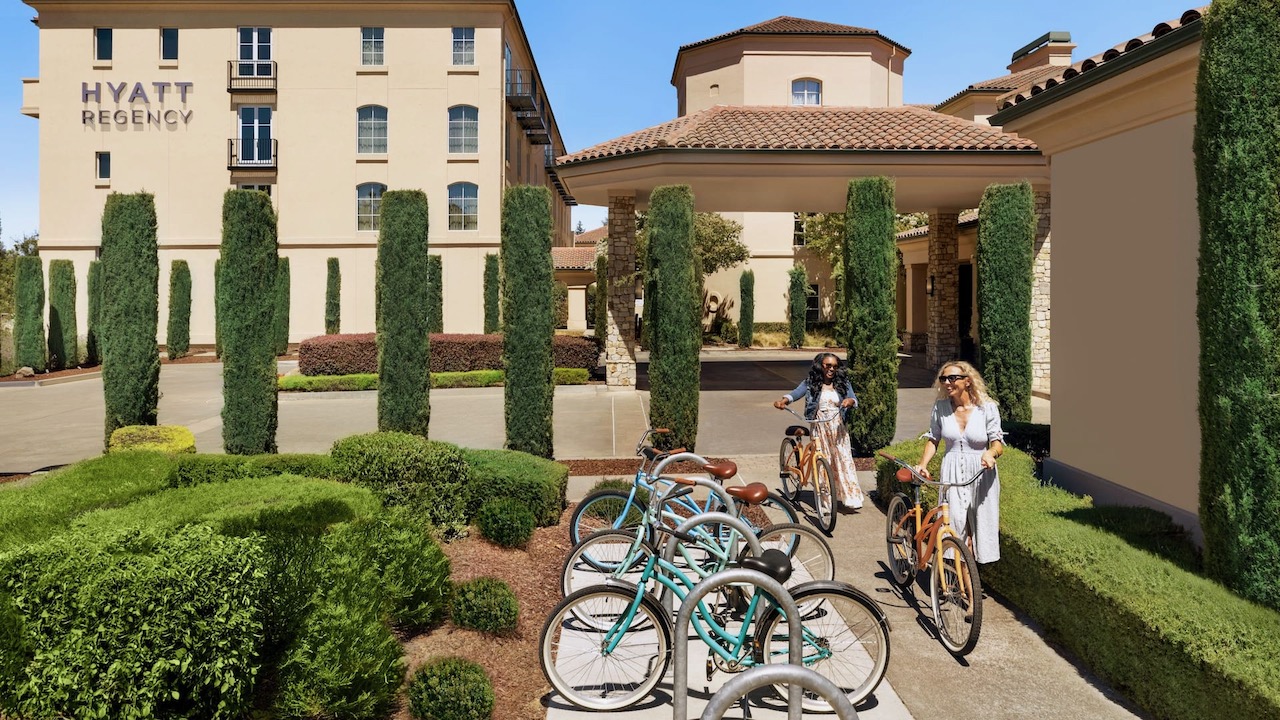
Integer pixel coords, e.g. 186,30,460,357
877,451,985,488
781,406,843,425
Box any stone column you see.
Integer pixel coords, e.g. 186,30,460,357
1031,190,1052,395
567,285,587,331
926,210,960,369
605,192,637,388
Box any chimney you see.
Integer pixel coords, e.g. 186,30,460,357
1008,31,1074,73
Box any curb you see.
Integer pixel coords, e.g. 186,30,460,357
0,371,102,388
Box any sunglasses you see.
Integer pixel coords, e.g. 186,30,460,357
939,374,967,383
822,363,839,369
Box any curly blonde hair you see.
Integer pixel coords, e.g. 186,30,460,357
933,360,994,406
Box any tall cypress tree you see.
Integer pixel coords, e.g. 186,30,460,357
647,184,700,451
593,253,608,339
272,257,290,356
85,259,102,366
219,190,278,454
1195,0,1280,610
738,269,754,348
214,259,223,358
46,260,77,370
101,192,160,447
976,182,1036,422
376,190,432,436
167,260,191,360
787,265,806,349
14,256,45,372
844,177,898,455
483,253,500,334
325,257,341,334
501,186,554,457
426,254,444,334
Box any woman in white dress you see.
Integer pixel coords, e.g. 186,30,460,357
912,360,1004,563
774,353,864,511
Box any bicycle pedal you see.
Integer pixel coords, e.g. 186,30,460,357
705,657,716,682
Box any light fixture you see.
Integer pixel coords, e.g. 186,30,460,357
927,274,935,297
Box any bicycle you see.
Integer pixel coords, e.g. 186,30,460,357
777,407,843,533
878,451,985,656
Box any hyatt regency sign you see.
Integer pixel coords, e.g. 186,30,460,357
81,81,194,126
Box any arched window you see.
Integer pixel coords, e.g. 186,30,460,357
791,78,822,106
448,182,478,231
448,105,479,153
357,105,388,154
356,182,386,231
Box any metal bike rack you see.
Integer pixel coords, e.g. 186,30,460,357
659,511,764,615
651,451,711,478
701,665,859,720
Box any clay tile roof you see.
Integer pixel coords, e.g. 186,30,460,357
558,105,1038,165
896,210,981,240
993,7,1206,116
678,15,910,54
574,226,607,246
552,246,598,271
933,65,1066,111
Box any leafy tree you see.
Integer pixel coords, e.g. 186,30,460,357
647,185,700,451
0,230,38,318
426,254,443,334
46,260,77,370
501,186,555,457
13,256,45,371
101,193,160,447
325,257,340,334
167,260,191,360
483,253,499,334
637,212,748,278
738,269,754,348
1195,0,1280,611
376,190,432,436
272,257,290,356
976,182,1035,423
787,265,806,349
575,220,585,234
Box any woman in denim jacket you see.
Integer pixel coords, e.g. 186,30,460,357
773,352,863,511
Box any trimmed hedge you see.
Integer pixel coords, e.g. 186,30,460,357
476,498,535,548
299,332,598,376
325,257,341,335
739,269,754,348
451,577,518,634
501,186,555,458
85,260,102,366
553,280,568,329
647,184,700,452
46,259,76,370
483,253,500,334
875,439,1280,720
976,181,1036,422
787,265,806,348
844,177,899,455
101,193,160,447
167,260,191,360
14,256,45,372
273,256,291,356
214,258,222,358
108,424,196,454
279,367,589,392
330,432,472,532
460,448,567,526
376,190,432,436
426,254,443,334
408,657,494,720
219,190,279,454
165,452,336,488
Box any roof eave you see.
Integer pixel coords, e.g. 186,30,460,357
558,145,1043,170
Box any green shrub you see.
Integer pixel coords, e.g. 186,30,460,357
593,253,608,337
166,453,252,487
325,257,341,334
647,185,700,451
326,512,452,630
476,498,535,548
214,258,222,358
844,177,899,455
244,453,337,480
1195,0,1280,611
408,657,494,720
451,577,518,634
976,181,1036,422
427,254,444,334
459,448,566,526
377,190,432,436
278,368,587,393
0,526,267,720
738,269,754,348
219,190,279,454
279,372,381,392
273,256,291,356
330,432,473,531
552,367,588,385
108,424,196,454
101,193,160,447
1003,420,1049,462
501,186,555,457
46,259,76,370
553,280,568,329
166,259,191,360
787,265,806,348
14,255,45,372
84,260,102,366
483,253,500,334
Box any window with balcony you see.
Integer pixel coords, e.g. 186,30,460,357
357,105,388,154
361,27,384,66
448,182,478,230
96,152,111,181
238,106,273,165
448,106,478,153
95,28,113,61
160,28,179,61
357,183,387,231
238,27,273,77
791,78,822,106
452,27,475,65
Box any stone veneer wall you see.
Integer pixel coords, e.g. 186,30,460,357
926,211,960,369
605,193,637,387
901,330,928,354
1031,190,1051,395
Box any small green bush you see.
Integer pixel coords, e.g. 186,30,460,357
451,577,518,634
408,657,494,720
108,424,196,454
330,432,473,531
325,257,341,334
167,259,191,360
46,259,77,370
460,448,567,526
167,454,252,487
328,512,452,630
279,369,588,392
279,373,381,392
787,265,806,348
476,498,535,548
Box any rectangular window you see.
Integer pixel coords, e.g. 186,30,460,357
95,28,113,61
237,183,272,196
357,106,388,154
160,28,179,60
361,27,384,66
238,27,273,77
807,284,820,328
793,212,807,246
452,27,475,65
448,184,478,231
238,106,273,165
96,152,111,180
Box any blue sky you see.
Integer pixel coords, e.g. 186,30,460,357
0,0,1198,244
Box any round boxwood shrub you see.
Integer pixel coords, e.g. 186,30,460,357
476,498,535,548
408,657,494,720
330,432,473,532
107,424,197,454
451,577,518,634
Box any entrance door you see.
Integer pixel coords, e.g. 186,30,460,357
958,263,975,362
239,106,272,164
238,27,272,77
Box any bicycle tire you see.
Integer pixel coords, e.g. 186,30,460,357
540,584,671,711
757,581,891,711
561,528,656,597
778,436,802,501
884,493,916,588
749,522,836,611
569,489,645,546
812,456,836,534
931,535,983,656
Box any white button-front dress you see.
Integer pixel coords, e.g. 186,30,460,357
925,399,1003,563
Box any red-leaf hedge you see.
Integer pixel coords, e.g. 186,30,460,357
299,333,599,376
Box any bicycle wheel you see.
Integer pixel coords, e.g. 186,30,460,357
735,490,800,533
758,581,891,711
931,535,983,656
752,522,835,585
540,585,671,711
569,489,645,545
778,436,802,501
884,493,916,588
561,529,655,597
812,456,836,534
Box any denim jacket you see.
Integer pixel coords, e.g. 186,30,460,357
783,379,858,421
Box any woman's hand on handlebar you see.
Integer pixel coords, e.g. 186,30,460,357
840,398,855,409
980,450,998,470
912,464,931,480
773,397,789,410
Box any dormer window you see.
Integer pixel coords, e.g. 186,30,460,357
791,79,822,106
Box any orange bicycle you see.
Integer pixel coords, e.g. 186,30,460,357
777,407,840,533
878,451,984,656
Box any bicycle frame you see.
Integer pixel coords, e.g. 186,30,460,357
780,407,840,489
880,452,983,596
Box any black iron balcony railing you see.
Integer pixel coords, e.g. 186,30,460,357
505,68,537,110
228,60,278,92
228,138,277,170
